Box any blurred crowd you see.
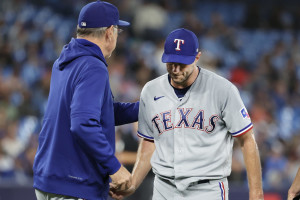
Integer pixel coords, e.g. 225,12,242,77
0,0,300,193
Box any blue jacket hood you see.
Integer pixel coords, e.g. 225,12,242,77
57,38,108,70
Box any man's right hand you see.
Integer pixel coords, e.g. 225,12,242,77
109,165,132,191
109,185,136,200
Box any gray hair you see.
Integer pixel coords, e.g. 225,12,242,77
76,25,107,38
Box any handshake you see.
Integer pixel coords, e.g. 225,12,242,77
109,165,136,200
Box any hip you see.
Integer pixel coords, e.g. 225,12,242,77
153,175,229,200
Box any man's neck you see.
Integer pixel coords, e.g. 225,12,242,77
77,36,108,57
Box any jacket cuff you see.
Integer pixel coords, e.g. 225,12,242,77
106,156,122,175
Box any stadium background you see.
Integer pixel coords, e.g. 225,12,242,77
1,0,300,199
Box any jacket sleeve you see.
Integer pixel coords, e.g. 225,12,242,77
70,66,121,175
114,101,139,126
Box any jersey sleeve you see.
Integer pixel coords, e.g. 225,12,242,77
137,87,154,141
114,101,139,126
221,84,253,137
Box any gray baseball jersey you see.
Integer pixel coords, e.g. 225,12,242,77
137,67,253,192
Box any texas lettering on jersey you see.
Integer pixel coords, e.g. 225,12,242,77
151,108,220,135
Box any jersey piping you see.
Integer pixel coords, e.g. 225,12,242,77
231,123,253,137
137,131,154,140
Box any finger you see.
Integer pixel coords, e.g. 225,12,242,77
115,181,128,191
111,192,124,200
120,178,131,191
116,196,124,200
120,182,128,191
108,190,114,197
109,182,116,188
109,190,118,195
112,194,122,200
109,191,121,200
110,182,121,190
126,178,132,189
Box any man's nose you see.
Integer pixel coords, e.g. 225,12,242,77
172,64,180,73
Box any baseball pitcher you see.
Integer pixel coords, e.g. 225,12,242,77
110,28,264,200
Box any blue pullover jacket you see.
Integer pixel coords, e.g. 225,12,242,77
33,38,139,200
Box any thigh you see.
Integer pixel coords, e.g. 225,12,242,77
184,178,229,200
35,189,85,200
152,176,177,200
35,189,47,200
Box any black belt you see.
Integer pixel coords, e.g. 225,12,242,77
189,179,210,186
196,179,209,184
158,176,210,186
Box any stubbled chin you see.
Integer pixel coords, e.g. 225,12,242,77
172,75,183,81
173,78,184,84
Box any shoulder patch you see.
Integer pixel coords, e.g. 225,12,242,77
240,108,250,119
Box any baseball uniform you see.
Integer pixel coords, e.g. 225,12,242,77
137,67,252,199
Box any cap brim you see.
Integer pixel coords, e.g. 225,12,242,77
118,20,130,26
162,53,196,65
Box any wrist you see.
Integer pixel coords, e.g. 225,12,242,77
249,190,264,199
288,187,297,194
131,178,137,190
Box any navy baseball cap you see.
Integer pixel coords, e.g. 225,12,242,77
162,28,199,65
78,0,130,28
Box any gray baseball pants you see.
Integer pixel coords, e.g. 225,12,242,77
152,176,229,200
35,189,84,200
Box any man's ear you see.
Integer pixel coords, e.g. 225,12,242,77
105,25,114,41
195,52,201,62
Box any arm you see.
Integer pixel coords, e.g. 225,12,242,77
236,129,264,200
114,102,139,126
71,67,131,191
288,168,300,200
116,151,137,165
110,138,155,199
71,67,121,174
131,138,155,189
